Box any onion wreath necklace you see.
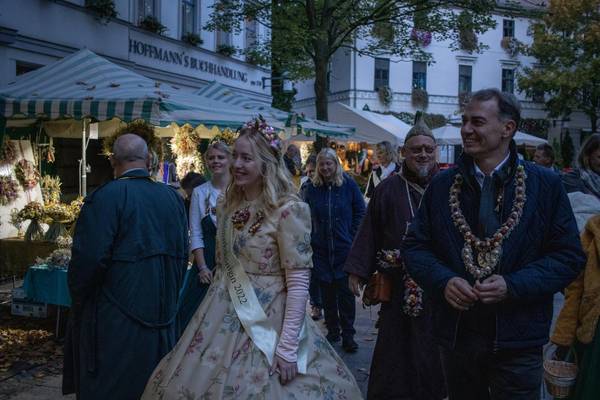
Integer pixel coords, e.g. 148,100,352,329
449,164,527,280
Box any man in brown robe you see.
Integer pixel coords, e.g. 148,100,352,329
344,116,446,400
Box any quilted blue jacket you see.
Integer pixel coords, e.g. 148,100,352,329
302,174,366,282
402,148,585,349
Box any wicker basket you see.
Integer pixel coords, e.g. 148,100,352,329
543,346,578,399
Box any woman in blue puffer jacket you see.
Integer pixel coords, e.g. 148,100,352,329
302,148,366,353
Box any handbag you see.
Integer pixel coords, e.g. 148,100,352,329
362,271,392,306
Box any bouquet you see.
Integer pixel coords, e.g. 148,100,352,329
40,175,62,204
17,201,45,242
0,141,17,165
0,175,19,206
14,159,40,190
44,203,75,242
35,235,72,269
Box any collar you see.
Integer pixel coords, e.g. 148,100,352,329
118,168,150,179
473,152,510,188
456,140,519,189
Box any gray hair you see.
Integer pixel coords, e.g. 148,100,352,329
470,88,521,134
112,133,149,162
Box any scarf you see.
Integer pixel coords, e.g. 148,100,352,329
580,168,600,199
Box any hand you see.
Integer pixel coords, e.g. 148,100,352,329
349,274,365,297
474,275,508,304
197,266,213,284
553,345,570,361
444,277,479,311
269,355,298,385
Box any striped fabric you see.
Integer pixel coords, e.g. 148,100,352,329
0,49,353,137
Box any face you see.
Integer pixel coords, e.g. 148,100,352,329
305,163,316,180
375,148,390,166
589,148,600,174
461,99,515,160
533,149,553,168
317,158,337,182
232,137,262,190
401,136,437,177
206,147,230,175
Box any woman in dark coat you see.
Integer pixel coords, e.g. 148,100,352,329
302,148,366,352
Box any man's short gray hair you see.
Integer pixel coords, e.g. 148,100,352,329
470,88,521,134
112,133,149,162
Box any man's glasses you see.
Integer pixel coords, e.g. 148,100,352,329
405,145,436,155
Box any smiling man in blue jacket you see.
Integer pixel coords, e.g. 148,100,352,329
402,89,585,400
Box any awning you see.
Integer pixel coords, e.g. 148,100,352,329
327,103,410,145
432,125,547,146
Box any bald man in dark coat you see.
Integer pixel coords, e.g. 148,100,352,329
63,134,189,400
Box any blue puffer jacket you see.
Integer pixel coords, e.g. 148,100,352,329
302,174,366,283
402,148,585,349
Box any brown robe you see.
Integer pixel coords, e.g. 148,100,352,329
344,169,446,400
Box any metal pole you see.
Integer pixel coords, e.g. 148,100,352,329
81,118,88,197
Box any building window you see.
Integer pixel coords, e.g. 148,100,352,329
374,58,390,90
181,0,196,35
458,65,472,95
502,68,515,93
503,19,514,38
16,61,42,76
217,30,233,46
245,19,258,48
412,61,427,90
138,0,156,20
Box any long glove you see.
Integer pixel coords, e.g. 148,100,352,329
275,268,310,363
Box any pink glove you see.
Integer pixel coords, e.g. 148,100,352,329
275,268,310,363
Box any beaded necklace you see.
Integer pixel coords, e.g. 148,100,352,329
449,164,527,279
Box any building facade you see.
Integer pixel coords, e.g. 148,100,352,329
0,0,270,101
293,4,590,148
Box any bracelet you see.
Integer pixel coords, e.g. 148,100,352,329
198,265,209,272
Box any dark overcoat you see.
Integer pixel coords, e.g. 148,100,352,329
63,169,188,400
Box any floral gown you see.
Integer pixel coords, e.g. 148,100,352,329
142,199,363,400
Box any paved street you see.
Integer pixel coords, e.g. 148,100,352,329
0,299,378,400
1,294,565,399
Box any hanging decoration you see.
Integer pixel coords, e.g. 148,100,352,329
40,175,62,204
0,141,18,165
171,124,205,179
103,120,164,175
0,175,19,206
14,159,40,190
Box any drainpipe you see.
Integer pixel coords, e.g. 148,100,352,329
353,35,357,109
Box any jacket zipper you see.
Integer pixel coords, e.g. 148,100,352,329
493,176,510,354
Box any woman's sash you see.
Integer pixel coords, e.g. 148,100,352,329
219,212,309,373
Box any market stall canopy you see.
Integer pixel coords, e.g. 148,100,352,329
0,49,284,137
195,81,354,138
327,102,410,145
432,125,548,146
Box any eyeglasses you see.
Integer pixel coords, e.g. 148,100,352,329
405,145,436,155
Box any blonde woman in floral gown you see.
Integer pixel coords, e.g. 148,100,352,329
142,121,362,400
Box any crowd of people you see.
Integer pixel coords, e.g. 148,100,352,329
62,88,600,400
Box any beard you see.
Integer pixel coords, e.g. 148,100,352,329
415,164,432,178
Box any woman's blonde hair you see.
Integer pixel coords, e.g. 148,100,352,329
375,141,397,166
224,127,298,214
312,148,344,187
204,141,232,162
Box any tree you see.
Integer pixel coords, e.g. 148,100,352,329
561,129,575,168
207,0,496,122
518,0,600,133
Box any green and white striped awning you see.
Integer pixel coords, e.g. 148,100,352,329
0,49,162,124
194,81,354,138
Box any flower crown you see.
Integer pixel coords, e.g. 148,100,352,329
243,116,281,153
209,128,237,147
